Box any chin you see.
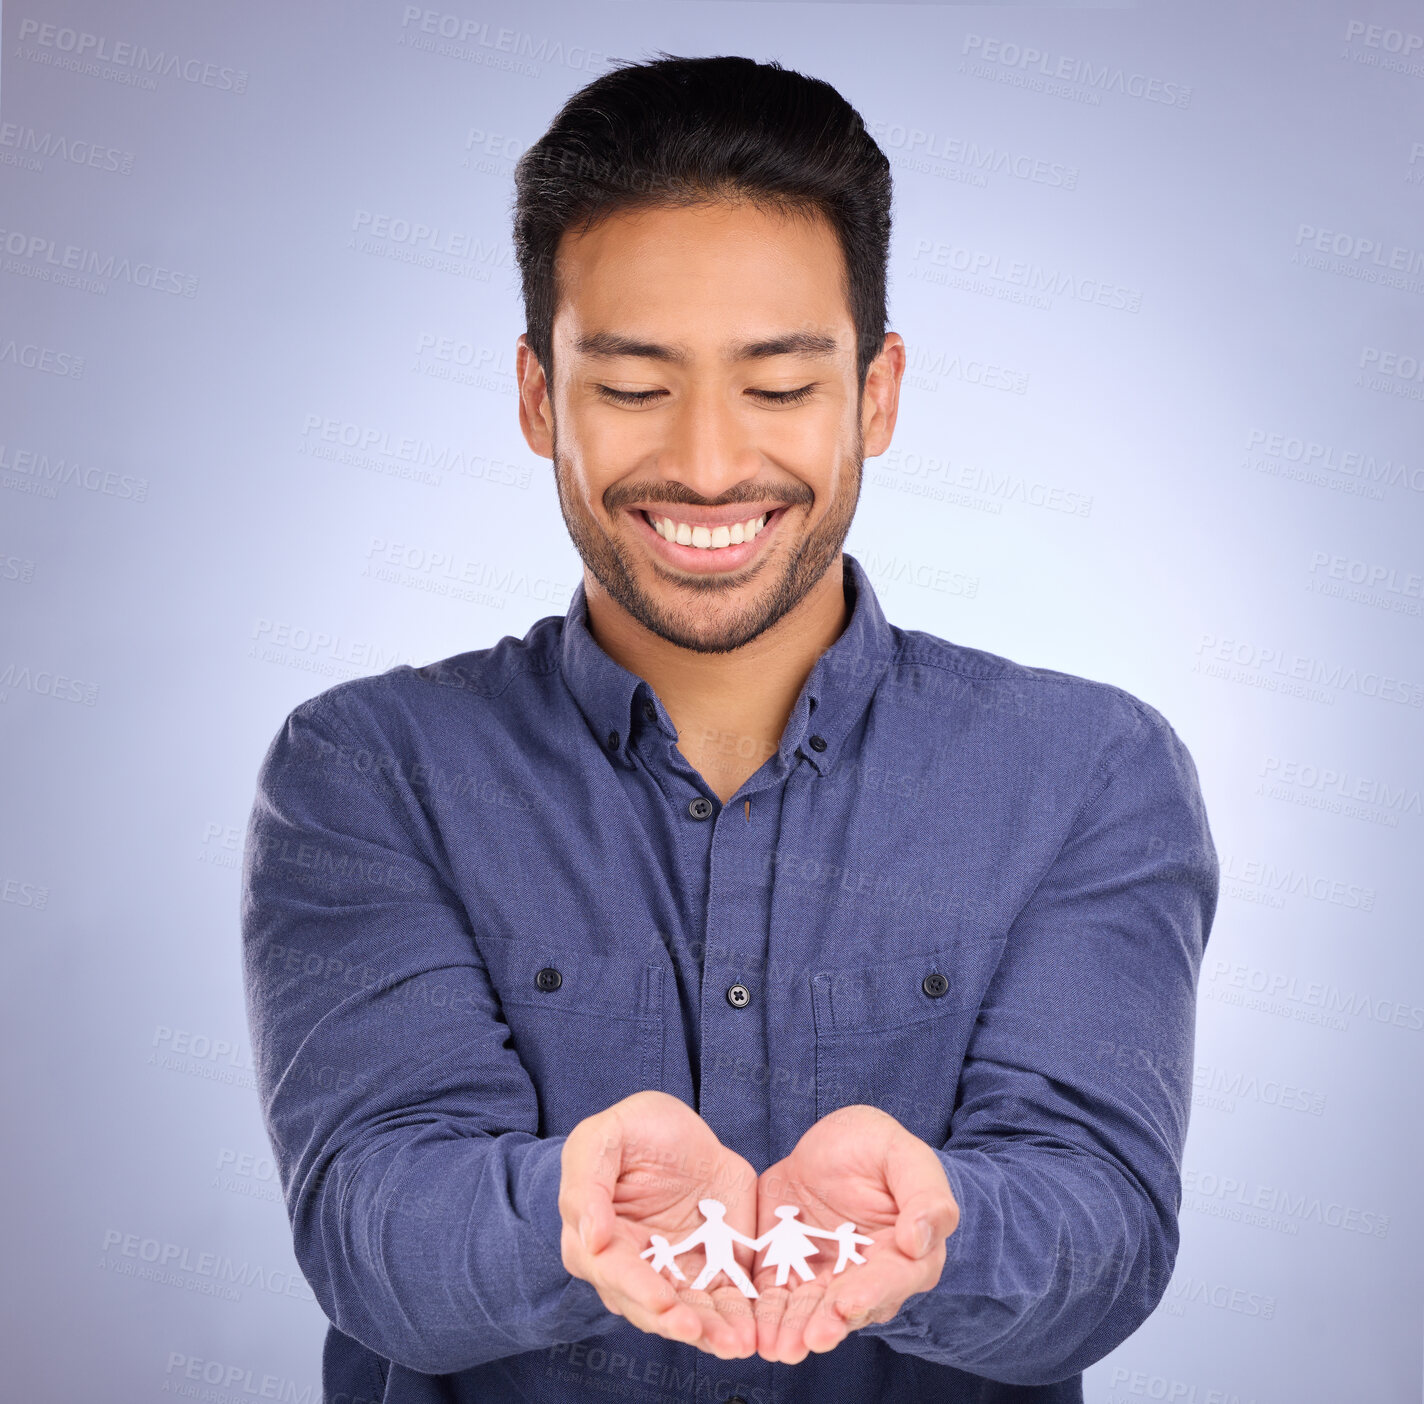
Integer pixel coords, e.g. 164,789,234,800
650,588,793,655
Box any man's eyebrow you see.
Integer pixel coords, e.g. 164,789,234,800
573,331,840,364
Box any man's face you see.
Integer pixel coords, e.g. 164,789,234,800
517,199,900,654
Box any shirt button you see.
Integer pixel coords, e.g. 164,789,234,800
922,972,949,998
607,729,620,751
808,734,827,752
726,982,751,1009
642,699,657,722
535,966,562,992
687,796,714,820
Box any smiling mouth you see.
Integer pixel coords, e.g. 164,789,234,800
643,509,776,549
627,505,791,572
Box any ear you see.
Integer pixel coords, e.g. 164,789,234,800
516,334,554,459
861,332,905,459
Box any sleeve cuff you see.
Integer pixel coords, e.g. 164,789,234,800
935,1148,973,1272
522,1132,571,1261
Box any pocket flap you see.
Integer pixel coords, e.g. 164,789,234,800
811,937,1003,1034
480,938,663,1024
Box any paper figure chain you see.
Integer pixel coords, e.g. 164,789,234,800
639,1198,874,1299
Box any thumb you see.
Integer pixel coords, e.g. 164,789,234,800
579,1183,614,1256
892,1190,959,1259
562,1116,624,1257
882,1133,959,1259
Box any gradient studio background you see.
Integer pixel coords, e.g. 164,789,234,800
2,1,1421,1399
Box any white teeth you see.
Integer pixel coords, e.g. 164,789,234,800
652,512,768,550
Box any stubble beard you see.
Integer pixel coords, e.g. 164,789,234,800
551,419,863,655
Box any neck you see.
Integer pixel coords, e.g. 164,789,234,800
584,558,850,801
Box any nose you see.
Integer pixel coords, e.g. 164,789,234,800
658,382,761,500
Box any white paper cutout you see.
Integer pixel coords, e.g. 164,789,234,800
640,1233,687,1281
639,1197,874,1299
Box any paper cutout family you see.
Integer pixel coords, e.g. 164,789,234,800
640,1198,874,1298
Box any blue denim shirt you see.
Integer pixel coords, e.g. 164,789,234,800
240,552,1218,1404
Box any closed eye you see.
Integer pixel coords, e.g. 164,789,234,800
596,386,662,405
595,384,818,407
756,384,817,406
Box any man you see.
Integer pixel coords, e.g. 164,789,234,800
241,53,1218,1404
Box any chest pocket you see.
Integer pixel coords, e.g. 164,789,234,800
810,937,1003,1145
479,938,666,1137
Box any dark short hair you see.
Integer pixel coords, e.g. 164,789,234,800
511,53,893,394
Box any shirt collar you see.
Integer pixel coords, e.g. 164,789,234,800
557,551,896,779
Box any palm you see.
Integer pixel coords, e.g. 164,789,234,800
751,1108,947,1363
604,1098,760,1352
766,1144,899,1245
615,1142,753,1261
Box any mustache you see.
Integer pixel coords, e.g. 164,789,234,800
605,485,813,513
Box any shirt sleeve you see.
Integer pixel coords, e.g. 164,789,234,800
857,699,1219,1385
239,696,621,1376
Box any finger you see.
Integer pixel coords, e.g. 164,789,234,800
751,1282,790,1361
628,1295,707,1346
666,1281,752,1356
595,1272,707,1346
661,1258,757,1357
560,1117,626,1257
892,1190,958,1260
673,1284,737,1355
707,1281,758,1358
572,1227,706,1345
807,1290,867,1353
769,1280,842,1363
596,1247,752,1357
883,1140,959,1259
595,1275,705,1346
605,1274,706,1346
802,1243,940,1354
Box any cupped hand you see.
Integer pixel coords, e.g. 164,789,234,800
560,1090,760,1359
748,1104,960,1364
